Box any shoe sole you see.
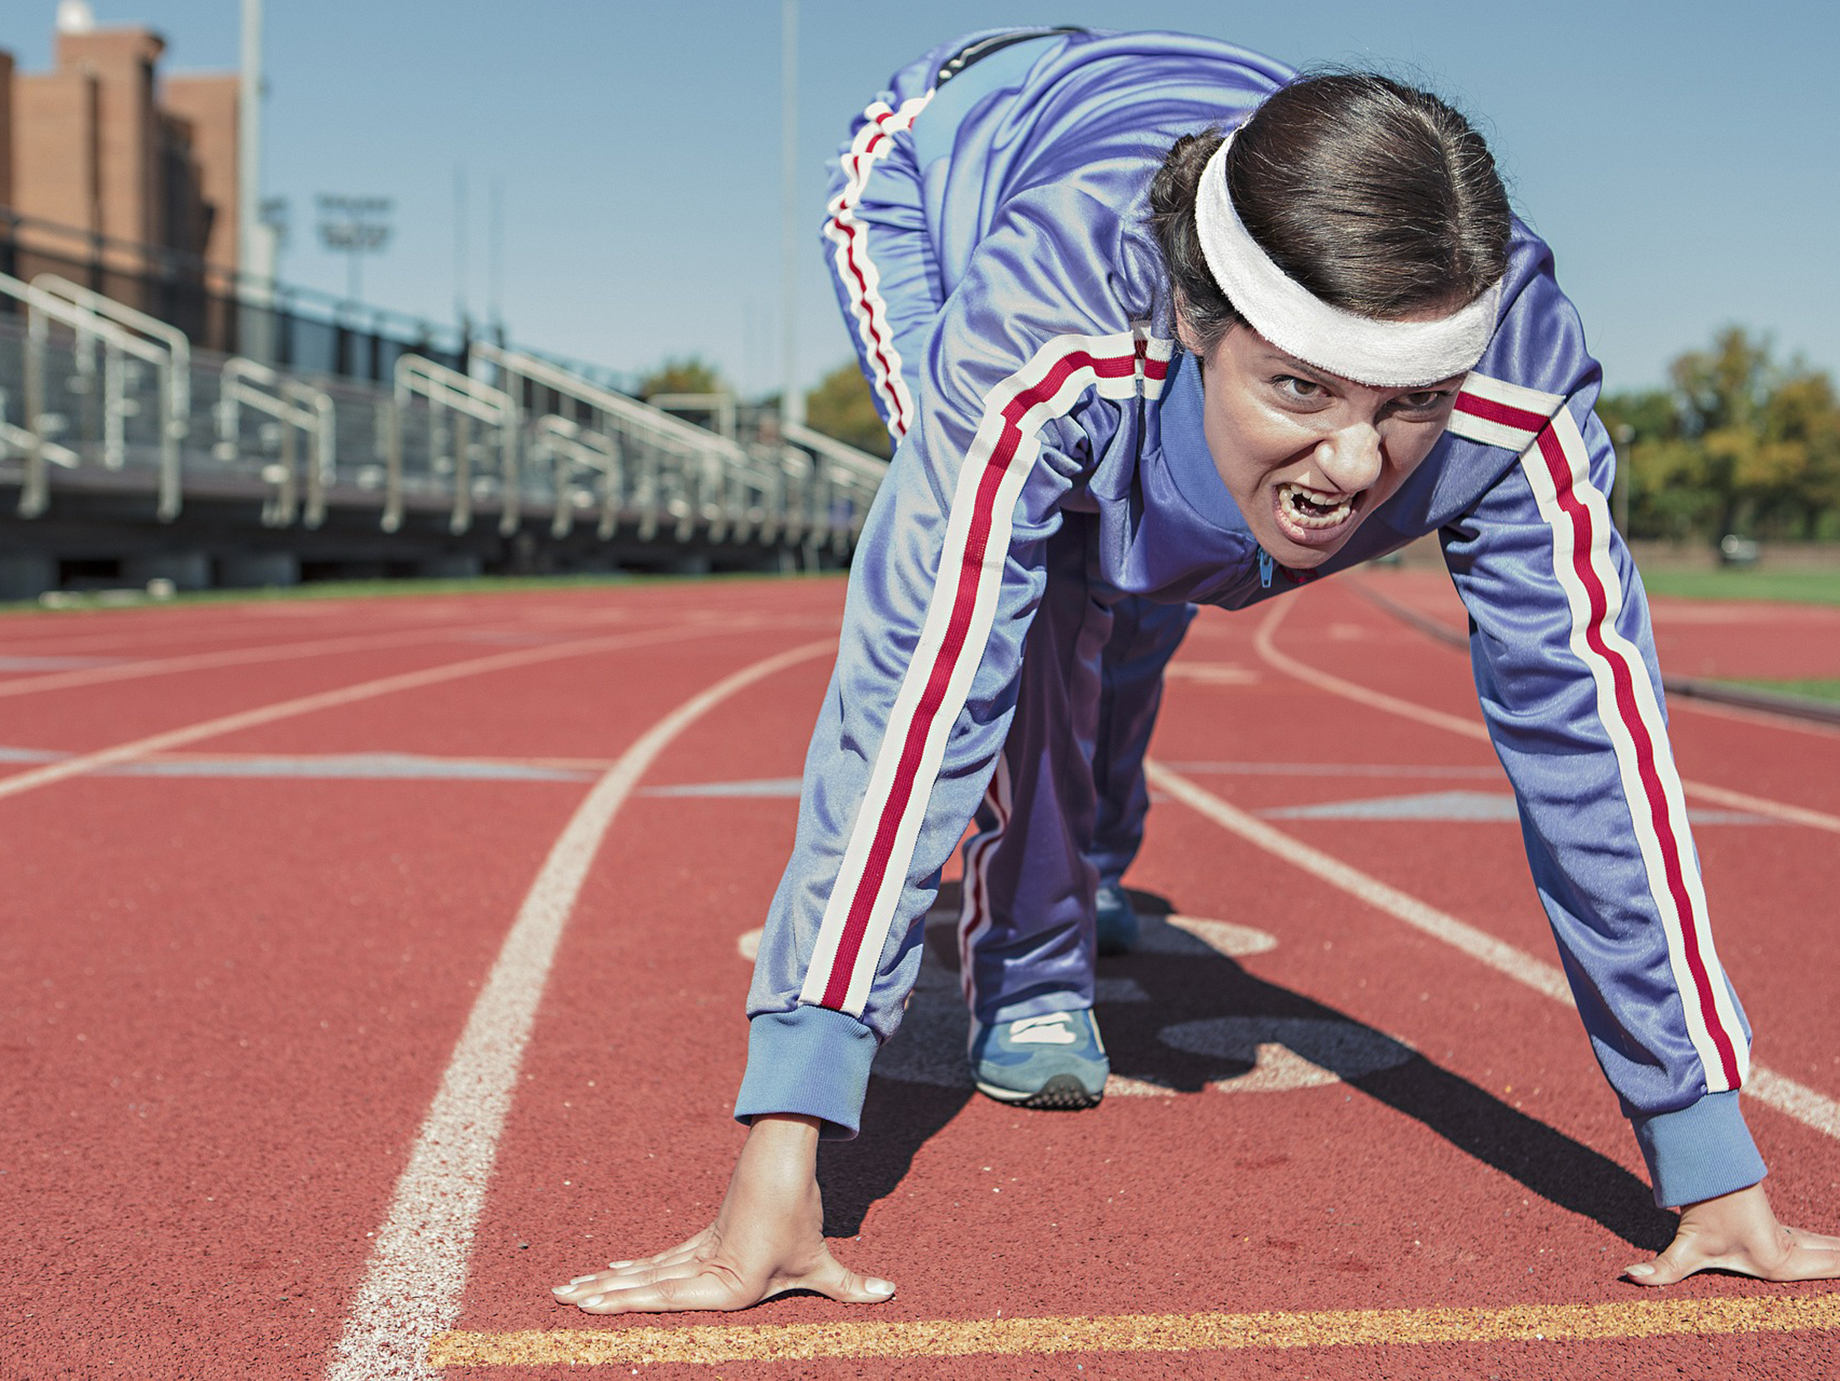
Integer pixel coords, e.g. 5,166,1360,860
974,1073,1105,1110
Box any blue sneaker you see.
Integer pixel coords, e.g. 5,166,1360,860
1094,883,1139,956
968,1008,1108,1109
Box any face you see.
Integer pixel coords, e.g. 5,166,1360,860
1184,324,1463,570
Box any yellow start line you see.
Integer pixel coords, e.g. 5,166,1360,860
430,1293,1840,1368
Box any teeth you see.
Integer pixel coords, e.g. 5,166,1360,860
1279,483,1356,529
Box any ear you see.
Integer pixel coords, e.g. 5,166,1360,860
1170,297,1205,357
1170,299,1221,361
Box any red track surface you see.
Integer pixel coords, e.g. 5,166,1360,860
2,573,1837,1380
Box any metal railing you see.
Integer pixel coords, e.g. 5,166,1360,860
473,342,888,558
33,273,193,429
385,355,520,536
216,357,336,528
784,421,890,554
0,280,889,563
0,270,189,519
530,414,620,540
476,342,747,544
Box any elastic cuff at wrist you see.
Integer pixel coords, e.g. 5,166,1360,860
1629,1089,1766,1208
733,1005,878,1141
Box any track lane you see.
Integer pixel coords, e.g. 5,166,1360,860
0,591,839,1380
0,622,765,801
0,580,840,756
7,575,1836,1380
440,581,1836,1379
326,639,835,1381
0,621,619,701
1,774,593,1380
1235,590,1840,1114
1237,581,1840,1114
0,580,835,674
1345,570,1840,807
1143,762,1840,1143
1255,586,1840,834
0,595,516,664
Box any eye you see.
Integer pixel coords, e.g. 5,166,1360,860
1393,388,1455,415
1271,375,1324,402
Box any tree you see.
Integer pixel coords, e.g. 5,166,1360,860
1597,328,1840,543
803,361,894,459
1598,386,1721,541
637,357,726,401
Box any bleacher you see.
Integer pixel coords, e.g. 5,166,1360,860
0,261,888,600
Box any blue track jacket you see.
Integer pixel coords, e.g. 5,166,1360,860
735,29,1762,1208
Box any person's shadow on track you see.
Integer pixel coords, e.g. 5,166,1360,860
817,884,1675,1253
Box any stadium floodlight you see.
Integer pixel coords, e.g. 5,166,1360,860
260,197,290,252
316,194,395,305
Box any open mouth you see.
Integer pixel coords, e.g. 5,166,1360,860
1277,481,1361,533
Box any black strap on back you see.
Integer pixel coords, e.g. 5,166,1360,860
935,27,1087,86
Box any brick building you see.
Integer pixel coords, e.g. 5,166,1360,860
0,2,240,289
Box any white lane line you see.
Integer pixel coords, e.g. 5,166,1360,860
324,639,833,1381
1144,760,1840,1143
1667,779,1840,836
1,746,623,774
0,622,746,804
1250,601,1840,836
1145,761,1571,1005
0,623,548,700
0,621,279,657
1252,599,1489,741
644,777,805,798
1159,760,1502,780
1672,693,1840,741
0,654,124,670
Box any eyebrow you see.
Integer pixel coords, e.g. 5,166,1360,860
1257,350,1463,395
1256,350,1335,386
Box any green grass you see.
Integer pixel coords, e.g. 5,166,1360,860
1638,567,1840,607
1725,678,1840,705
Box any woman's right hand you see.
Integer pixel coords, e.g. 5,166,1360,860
551,1113,897,1315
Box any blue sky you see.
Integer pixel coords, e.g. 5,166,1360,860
6,1,1836,398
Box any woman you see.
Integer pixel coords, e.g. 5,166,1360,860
555,28,1839,1312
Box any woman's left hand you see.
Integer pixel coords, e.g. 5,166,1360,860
1624,1182,1840,1285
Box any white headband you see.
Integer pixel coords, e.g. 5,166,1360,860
1193,129,1502,388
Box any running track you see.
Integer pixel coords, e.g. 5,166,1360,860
2,573,1837,1380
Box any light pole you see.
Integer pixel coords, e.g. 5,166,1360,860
1611,421,1635,535
239,0,263,274
316,195,394,306
259,196,290,262
239,0,277,358
780,0,802,430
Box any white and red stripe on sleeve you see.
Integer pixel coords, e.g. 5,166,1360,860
823,94,935,443
1515,400,1749,1093
1446,371,1561,451
799,330,1173,1017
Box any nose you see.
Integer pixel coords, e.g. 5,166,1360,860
1312,424,1383,493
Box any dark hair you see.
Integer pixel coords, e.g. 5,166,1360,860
1148,73,1510,358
